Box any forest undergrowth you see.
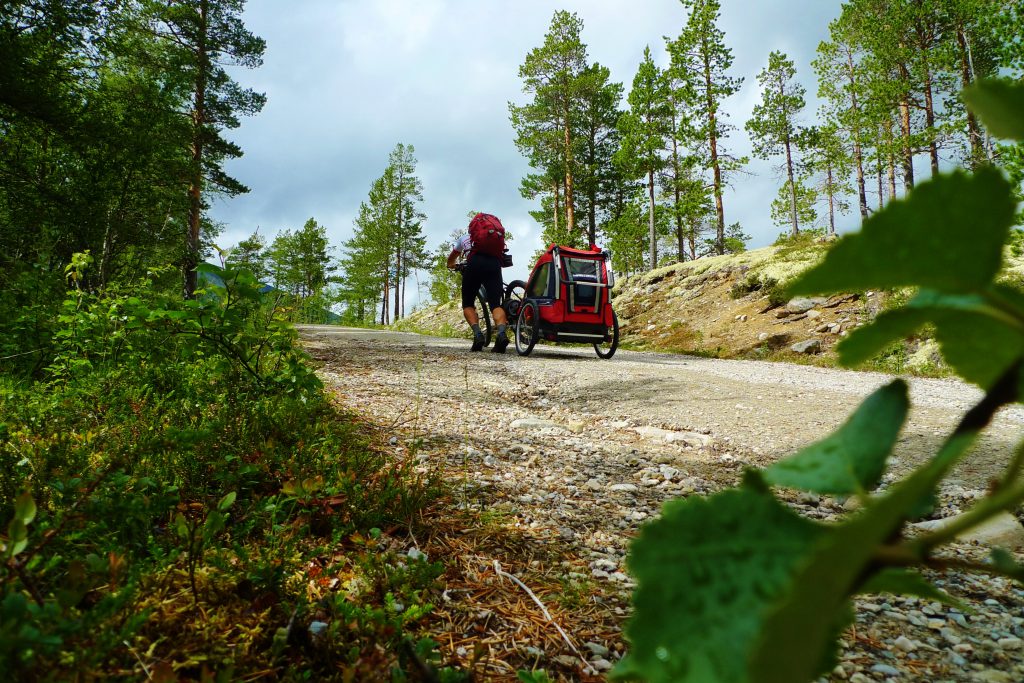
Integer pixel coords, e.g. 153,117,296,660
0,262,458,681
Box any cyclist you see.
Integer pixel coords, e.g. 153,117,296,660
447,213,510,353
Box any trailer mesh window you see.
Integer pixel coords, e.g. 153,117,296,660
563,258,600,309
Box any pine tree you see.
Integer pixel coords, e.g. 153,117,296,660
510,10,590,242
142,0,266,298
667,0,745,255
746,51,808,237
616,46,672,270
226,231,268,282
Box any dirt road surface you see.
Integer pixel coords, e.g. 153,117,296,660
301,325,1024,682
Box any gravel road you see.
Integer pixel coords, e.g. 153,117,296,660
300,325,1024,682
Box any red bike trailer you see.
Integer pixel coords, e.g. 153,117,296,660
514,243,619,358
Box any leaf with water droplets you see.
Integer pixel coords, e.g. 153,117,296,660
613,488,824,682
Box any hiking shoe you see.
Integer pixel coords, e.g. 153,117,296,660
491,334,509,354
471,333,485,352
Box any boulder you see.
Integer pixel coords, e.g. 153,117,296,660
785,297,825,314
912,511,1024,550
791,339,822,354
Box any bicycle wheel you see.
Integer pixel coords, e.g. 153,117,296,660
594,311,619,359
503,280,527,320
474,289,492,347
515,300,540,357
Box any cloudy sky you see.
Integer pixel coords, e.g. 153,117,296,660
209,0,847,289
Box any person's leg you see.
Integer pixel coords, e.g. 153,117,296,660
492,306,507,326
461,263,485,350
479,260,510,353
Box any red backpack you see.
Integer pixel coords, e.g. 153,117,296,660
468,213,506,258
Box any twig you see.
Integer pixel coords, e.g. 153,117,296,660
123,640,153,680
492,560,592,673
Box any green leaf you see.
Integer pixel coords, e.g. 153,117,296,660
613,488,824,683
838,289,1024,396
174,513,189,540
962,79,1024,141
858,568,969,611
837,308,932,367
7,519,28,557
14,492,36,524
764,381,908,495
991,548,1024,581
203,510,226,537
789,168,1015,296
218,491,237,512
750,428,982,683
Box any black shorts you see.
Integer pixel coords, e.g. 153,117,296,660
461,253,503,310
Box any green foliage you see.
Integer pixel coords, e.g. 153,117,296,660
0,257,439,679
790,168,1015,295
764,381,908,495
618,81,1024,683
339,143,428,325
615,486,824,682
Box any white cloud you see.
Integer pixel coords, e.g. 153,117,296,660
210,0,850,295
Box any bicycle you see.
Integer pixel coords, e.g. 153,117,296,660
453,261,526,349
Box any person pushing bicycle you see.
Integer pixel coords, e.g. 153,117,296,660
447,212,510,353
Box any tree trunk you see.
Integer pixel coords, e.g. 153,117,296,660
827,162,836,236
648,169,657,271
563,111,576,235
393,248,401,322
552,181,560,236
784,135,798,237
921,61,939,177
897,75,914,193
704,47,725,255
956,28,984,167
184,0,210,299
845,49,868,218
670,111,685,261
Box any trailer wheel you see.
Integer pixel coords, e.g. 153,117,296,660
594,311,619,359
503,280,527,320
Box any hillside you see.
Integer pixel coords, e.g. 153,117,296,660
396,238,1024,374
395,240,932,372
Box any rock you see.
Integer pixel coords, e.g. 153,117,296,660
590,658,613,671
553,655,578,667
735,314,748,322
609,483,638,493
785,297,825,313
911,511,1024,550
510,418,564,431
407,548,427,562
971,672,1014,683
584,642,610,658
308,621,328,638
666,431,713,449
871,663,900,676
805,309,822,320
790,339,822,354
894,635,918,651
634,426,711,448
758,332,770,341
998,636,1023,650
849,674,871,683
